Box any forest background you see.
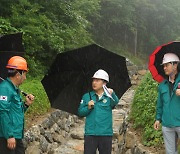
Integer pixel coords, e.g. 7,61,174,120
1,0,180,148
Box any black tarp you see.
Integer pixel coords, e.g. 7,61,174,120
0,33,24,82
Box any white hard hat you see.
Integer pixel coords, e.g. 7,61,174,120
92,69,109,82
161,53,180,65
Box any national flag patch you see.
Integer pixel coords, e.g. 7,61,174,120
0,96,8,101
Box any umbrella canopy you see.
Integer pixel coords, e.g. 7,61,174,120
148,41,180,83
0,33,24,52
41,44,131,115
0,33,24,82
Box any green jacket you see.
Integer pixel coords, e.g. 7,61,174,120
78,90,119,136
0,78,28,139
156,73,180,127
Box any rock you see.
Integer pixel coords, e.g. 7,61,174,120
25,141,41,154
50,110,62,122
117,134,124,143
138,69,147,76
132,74,139,80
121,89,135,104
62,130,69,138
125,149,132,154
24,131,36,144
66,139,84,152
40,136,49,153
41,116,55,129
50,123,61,134
125,131,136,149
39,124,46,136
64,124,70,133
47,142,59,154
57,118,66,130
118,121,126,135
60,111,69,119
28,125,41,141
66,115,74,127
131,80,138,85
72,115,80,123
112,139,118,152
71,132,84,140
44,130,54,143
126,58,134,66
70,123,84,140
52,133,65,144
53,144,83,154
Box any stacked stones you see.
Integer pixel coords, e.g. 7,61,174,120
24,110,84,154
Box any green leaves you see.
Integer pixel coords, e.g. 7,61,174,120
0,18,18,34
0,0,100,77
20,78,50,116
130,72,163,146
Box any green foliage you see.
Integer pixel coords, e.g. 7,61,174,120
0,0,100,76
0,0,180,74
0,17,18,34
90,0,180,56
130,72,163,146
106,44,146,66
20,78,50,116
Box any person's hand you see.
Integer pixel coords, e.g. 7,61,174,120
107,88,113,95
154,120,160,130
7,138,16,150
176,89,180,96
25,94,35,106
88,100,94,109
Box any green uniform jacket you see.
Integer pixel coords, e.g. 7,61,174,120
0,78,28,139
156,73,180,127
78,91,119,136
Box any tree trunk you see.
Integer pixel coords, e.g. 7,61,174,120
134,25,137,56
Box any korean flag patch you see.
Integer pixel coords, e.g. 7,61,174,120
0,96,8,101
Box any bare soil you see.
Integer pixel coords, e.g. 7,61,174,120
24,108,56,130
128,126,165,154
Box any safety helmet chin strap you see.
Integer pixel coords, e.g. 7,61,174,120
0,76,4,81
16,70,25,85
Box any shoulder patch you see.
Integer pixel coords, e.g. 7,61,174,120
103,99,107,103
80,100,84,104
0,96,8,101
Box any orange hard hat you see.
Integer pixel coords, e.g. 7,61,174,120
6,56,28,71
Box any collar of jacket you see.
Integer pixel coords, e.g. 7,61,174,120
6,77,20,93
90,90,108,98
163,73,180,90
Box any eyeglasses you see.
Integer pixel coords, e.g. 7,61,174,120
163,63,172,68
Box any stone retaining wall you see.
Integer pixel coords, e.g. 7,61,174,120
24,111,83,154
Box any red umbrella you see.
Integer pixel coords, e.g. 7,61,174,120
148,41,180,83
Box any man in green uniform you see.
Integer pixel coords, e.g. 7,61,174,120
0,56,34,154
154,53,180,154
78,69,119,154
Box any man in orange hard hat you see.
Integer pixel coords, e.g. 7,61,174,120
0,56,34,154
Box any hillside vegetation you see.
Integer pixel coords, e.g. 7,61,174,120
130,72,163,146
1,0,180,77
20,78,50,127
